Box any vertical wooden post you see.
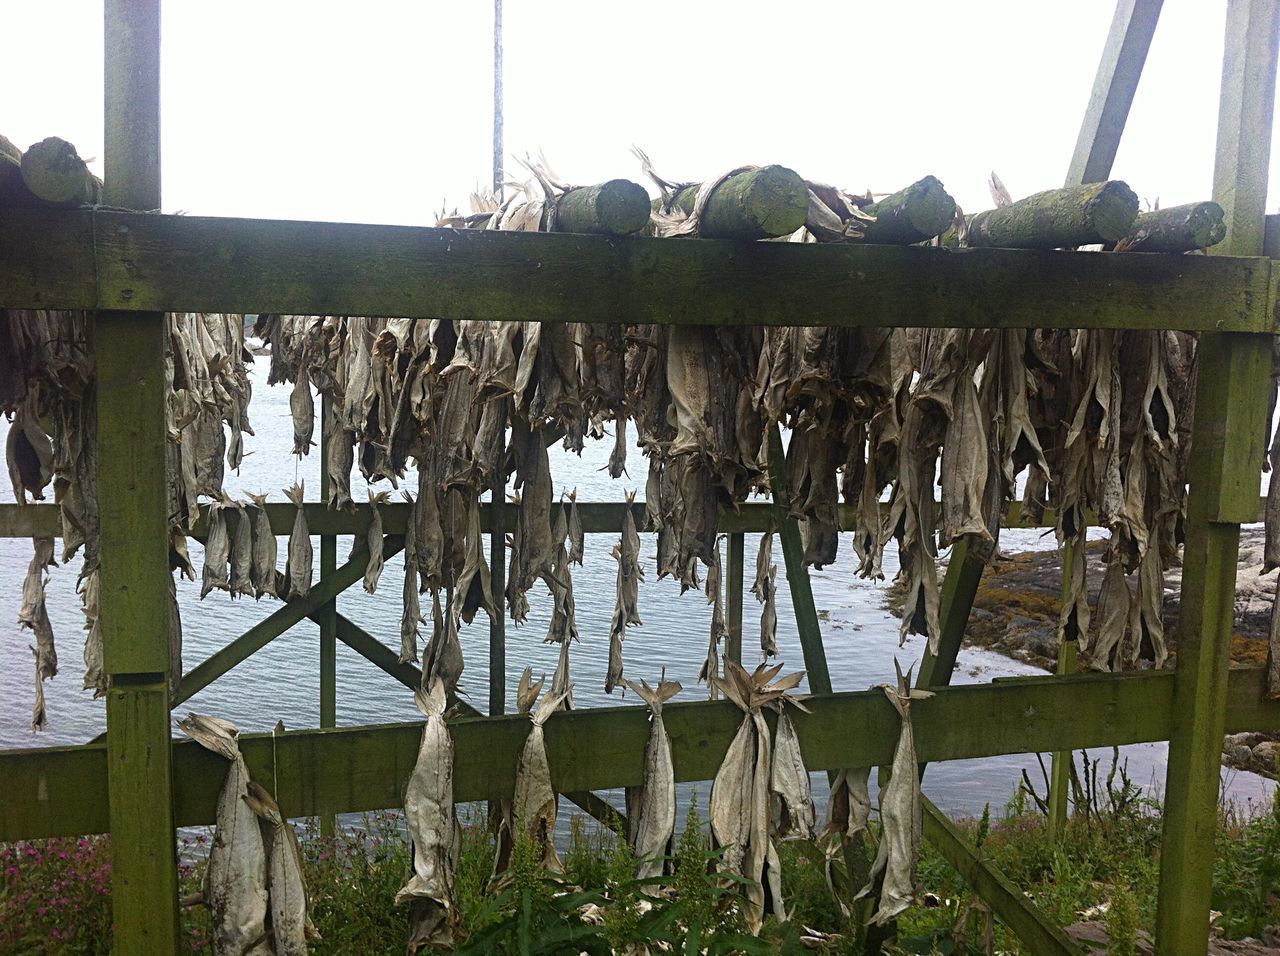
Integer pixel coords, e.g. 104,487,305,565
489,429,507,716
915,537,985,690
1047,0,1165,835
1156,2,1279,951
101,1,179,952
726,531,745,664
317,394,337,837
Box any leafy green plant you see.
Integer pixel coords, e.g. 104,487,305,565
1212,790,1280,939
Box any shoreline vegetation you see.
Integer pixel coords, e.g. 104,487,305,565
4,779,1279,954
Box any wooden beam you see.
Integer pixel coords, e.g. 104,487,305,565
3,497,1272,541
317,395,337,838
725,531,745,664
1157,4,1280,951
1065,0,1164,187
6,667,1280,843
922,797,1082,955
1,207,1275,333
915,537,986,690
100,0,178,952
173,536,405,705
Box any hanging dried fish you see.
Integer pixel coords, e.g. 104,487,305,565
225,501,254,599
363,490,389,593
21,537,57,731
857,662,932,926
606,490,644,694
201,500,231,598
5,401,54,502
422,590,464,694
400,492,423,664
177,714,271,956
243,782,319,955
710,660,806,934
453,495,497,625
80,569,107,698
290,360,314,457
245,494,278,600
396,677,461,951
512,680,570,873
623,676,682,880
284,482,312,599
698,539,727,697
492,668,544,880
325,402,355,511
770,703,815,842
567,489,584,566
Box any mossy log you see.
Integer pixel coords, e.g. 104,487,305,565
21,137,102,207
554,179,650,236
965,181,1139,249
0,134,31,205
860,175,957,245
669,165,809,240
1117,201,1227,252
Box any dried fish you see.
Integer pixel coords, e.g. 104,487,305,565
6,402,54,502
178,714,271,956
400,492,423,664
284,482,312,599
290,361,314,457
243,782,319,955
698,539,727,696
225,502,254,599
422,590,464,694
512,680,570,873
21,537,57,731
201,500,231,598
857,662,932,926
770,705,815,841
606,490,644,694
396,678,461,951
245,494,277,600
567,489,584,566
623,677,682,880
453,495,497,625
363,490,389,594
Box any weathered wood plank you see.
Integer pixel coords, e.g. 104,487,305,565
1157,7,1280,950
0,206,1274,332
1065,0,1164,187
916,536,986,690
726,531,745,663
922,797,1082,955
6,667,1280,842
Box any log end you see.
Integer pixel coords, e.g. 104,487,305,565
1085,180,1140,242
864,175,957,244
21,136,97,207
592,179,651,236
737,164,809,238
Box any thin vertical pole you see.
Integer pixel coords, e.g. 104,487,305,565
492,0,504,196
1156,2,1279,951
726,532,744,664
318,394,337,837
101,1,179,952
489,420,508,716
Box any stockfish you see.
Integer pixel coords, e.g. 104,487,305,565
178,714,271,956
400,492,423,664
510,673,569,874
623,676,682,880
567,489,584,565
396,678,461,951
453,495,497,624
698,539,728,697
226,502,254,599
753,532,779,658
201,500,231,598
290,360,314,457
606,490,644,694
422,591,464,695
284,482,312,599
21,537,57,731
857,662,932,926
325,402,355,511
245,494,278,599
363,490,389,594
244,782,319,955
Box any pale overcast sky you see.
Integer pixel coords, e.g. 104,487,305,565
3,2,1277,225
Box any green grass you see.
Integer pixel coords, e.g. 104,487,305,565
3,781,1278,954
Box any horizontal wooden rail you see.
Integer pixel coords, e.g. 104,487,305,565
3,666,1278,843
1,207,1275,332
922,796,1082,955
3,498,1270,540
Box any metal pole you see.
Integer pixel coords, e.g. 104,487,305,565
492,0,504,196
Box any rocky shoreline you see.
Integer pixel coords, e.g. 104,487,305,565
887,526,1278,781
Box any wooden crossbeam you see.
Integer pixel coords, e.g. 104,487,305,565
5,666,1279,844
1,207,1275,333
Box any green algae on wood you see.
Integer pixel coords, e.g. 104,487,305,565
1118,201,1227,252
670,165,809,239
965,180,1139,248
861,175,957,245
555,179,650,236
21,136,101,207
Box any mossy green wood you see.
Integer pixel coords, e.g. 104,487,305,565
1119,202,1227,252
317,395,337,838
914,536,986,691
100,0,178,952
20,137,101,207
965,181,1140,248
765,426,831,695
861,176,957,245
7,208,1274,333
922,797,1082,955
554,180,651,236
725,531,745,663
7,667,1280,843
1047,633,1079,837
1157,6,1280,951
174,536,405,705
669,165,809,239
490,423,507,718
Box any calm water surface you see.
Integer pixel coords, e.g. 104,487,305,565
2,383,1273,828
